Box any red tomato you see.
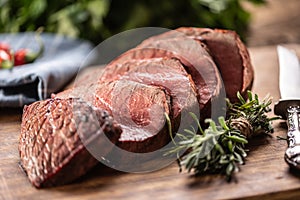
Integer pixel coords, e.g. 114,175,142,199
0,49,11,61
14,49,28,66
0,42,10,52
0,49,13,69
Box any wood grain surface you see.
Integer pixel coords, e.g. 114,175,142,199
245,0,300,47
0,44,300,200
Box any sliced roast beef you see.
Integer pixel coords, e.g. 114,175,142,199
137,37,223,103
100,58,198,119
177,27,253,102
59,58,199,153
103,37,223,120
141,27,254,102
93,80,171,153
19,98,122,188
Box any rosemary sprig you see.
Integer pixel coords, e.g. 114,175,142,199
166,91,278,181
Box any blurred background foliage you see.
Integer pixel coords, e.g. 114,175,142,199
0,0,266,44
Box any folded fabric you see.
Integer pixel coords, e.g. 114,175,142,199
0,32,94,107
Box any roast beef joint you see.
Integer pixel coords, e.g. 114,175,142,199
18,27,254,188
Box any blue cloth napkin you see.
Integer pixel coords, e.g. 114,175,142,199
0,32,94,107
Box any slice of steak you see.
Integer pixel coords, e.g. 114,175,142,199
19,98,122,188
176,27,254,102
93,80,171,153
102,37,223,121
100,58,199,119
142,27,254,102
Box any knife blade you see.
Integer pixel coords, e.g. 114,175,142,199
274,45,300,169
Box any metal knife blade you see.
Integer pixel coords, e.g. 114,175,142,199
274,45,300,170
278,46,300,99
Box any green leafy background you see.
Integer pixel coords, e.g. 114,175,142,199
0,0,265,44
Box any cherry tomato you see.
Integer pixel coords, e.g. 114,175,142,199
14,49,27,66
0,42,10,52
0,49,13,69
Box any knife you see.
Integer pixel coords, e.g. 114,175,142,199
274,45,300,169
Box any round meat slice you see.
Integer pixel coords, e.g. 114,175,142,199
100,57,199,119
102,37,223,121
19,98,121,188
93,80,171,153
142,27,254,102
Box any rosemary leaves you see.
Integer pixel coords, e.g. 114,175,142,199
166,91,278,180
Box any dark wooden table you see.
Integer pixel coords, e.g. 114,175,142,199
1,44,300,200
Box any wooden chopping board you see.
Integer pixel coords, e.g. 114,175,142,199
1,44,300,200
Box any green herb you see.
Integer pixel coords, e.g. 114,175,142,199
0,0,266,44
166,91,278,181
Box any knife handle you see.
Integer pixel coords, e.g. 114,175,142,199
284,105,300,168
286,105,300,147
